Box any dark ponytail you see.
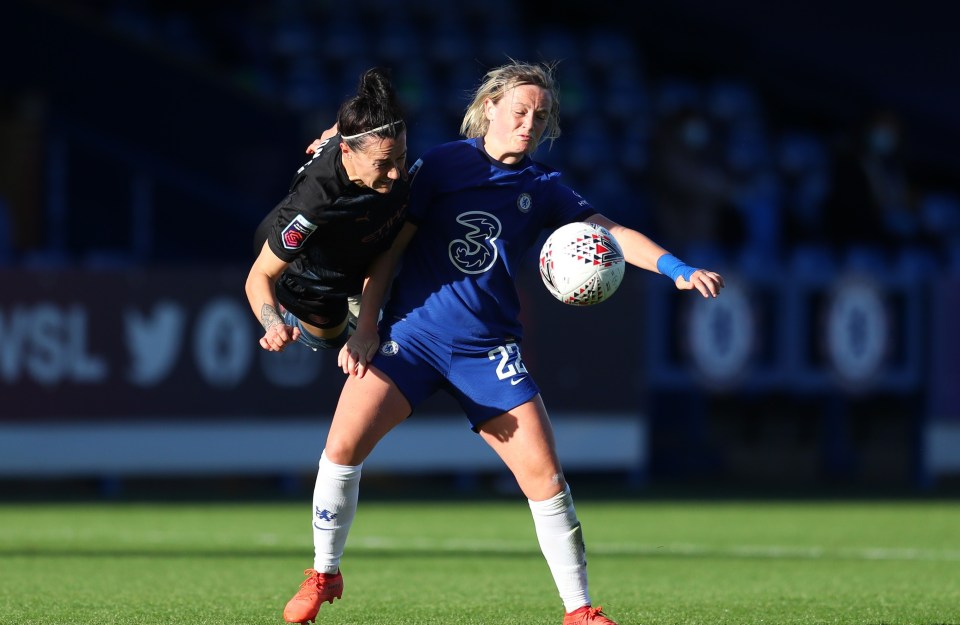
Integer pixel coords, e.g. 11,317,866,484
337,67,406,148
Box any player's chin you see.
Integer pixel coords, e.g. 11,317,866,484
371,180,394,193
517,137,536,152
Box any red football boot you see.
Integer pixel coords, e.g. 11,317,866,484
282,568,343,624
563,605,618,625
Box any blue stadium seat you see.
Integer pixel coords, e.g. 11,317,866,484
408,117,450,162
604,69,650,126
321,16,371,67
947,241,960,274
437,63,477,120
724,119,771,174
377,24,421,67
588,169,627,211
158,13,208,61
479,26,529,67
20,249,72,269
585,29,637,74
284,57,332,111
336,58,378,100
534,27,580,63
428,13,472,71
107,4,157,43
778,131,829,179
619,118,651,177
920,192,960,235
788,244,835,278
83,250,139,269
654,78,703,117
590,170,652,231
0,198,12,264
920,194,960,275
678,242,731,269
895,246,939,279
273,15,315,59
554,60,593,121
845,245,889,273
395,60,435,118
735,175,781,260
706,80,761,122
565,119,614,176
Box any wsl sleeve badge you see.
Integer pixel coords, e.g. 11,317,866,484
539,222,625,306
281,214,318,250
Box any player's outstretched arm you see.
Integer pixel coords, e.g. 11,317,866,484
586,213,724,298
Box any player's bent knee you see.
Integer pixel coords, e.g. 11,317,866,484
515,470,567,501
321,438,364,467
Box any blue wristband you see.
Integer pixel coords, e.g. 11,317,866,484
656,253,697,282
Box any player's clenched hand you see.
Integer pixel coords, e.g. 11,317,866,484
676,269,725,298
259,323,301,351
338,329,380,378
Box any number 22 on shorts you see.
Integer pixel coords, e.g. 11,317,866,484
488,343,528,385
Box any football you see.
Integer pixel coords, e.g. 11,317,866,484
539,222,625,306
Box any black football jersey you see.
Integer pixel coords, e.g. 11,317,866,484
254,135,409,305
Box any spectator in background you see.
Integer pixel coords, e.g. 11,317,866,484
822,109,919,251
648,105,744,254
777,130,831,252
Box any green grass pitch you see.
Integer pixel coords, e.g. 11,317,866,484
1,499,959,624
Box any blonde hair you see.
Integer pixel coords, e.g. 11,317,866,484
459,60,561,149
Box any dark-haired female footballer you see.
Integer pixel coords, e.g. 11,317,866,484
246,67,408,353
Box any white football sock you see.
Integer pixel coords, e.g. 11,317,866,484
528,485,590,613
311,450,362,574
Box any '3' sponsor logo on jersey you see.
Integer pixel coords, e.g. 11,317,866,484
448,211,502,275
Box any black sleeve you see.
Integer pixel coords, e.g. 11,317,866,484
252,210,273,258
265,165,338,262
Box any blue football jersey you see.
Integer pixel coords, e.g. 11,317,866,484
382,138,595,348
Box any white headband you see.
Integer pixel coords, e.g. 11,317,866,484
341,120,403,141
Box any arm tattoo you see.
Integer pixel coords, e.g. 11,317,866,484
260,304,284,332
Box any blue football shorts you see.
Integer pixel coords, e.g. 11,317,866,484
372,319,541,430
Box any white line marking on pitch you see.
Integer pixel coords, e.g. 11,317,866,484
349,536,960,562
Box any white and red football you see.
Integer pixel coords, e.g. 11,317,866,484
539,222,625,306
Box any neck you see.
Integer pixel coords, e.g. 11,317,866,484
481,137,524,165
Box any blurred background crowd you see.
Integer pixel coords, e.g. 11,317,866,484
2,0,959,268
1,0,959,498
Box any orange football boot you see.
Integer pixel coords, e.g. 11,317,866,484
282,568,343,624
563,605,618,625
